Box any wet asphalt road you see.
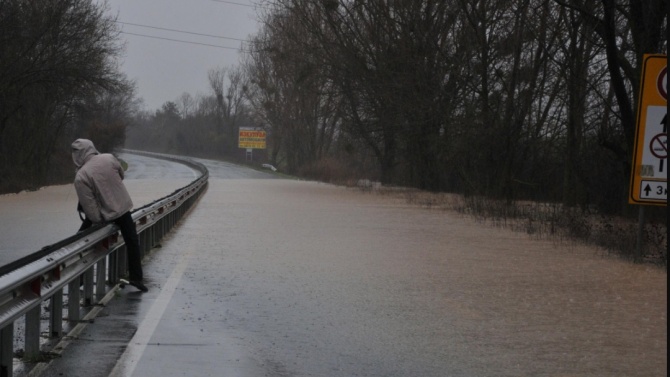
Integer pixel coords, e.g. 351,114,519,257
31,161,667,376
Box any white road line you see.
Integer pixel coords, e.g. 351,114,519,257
109,244,195,377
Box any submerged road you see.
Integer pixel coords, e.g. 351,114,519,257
29,156,667,377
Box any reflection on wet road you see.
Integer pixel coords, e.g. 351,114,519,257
119,153,199,180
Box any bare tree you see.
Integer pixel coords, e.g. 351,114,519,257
552,0,668,158
177,92,196,119
0,0,130,192
241,0,666,214
207,66,252,154
246,5,343,174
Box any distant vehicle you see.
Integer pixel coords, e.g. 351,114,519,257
262,164,277,172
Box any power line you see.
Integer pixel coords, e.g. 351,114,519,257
120,31,250,51
209,0,257,7
116,21,250,43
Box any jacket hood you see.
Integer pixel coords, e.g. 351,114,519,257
71,139,99,168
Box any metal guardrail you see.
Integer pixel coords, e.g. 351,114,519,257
0,152,208,377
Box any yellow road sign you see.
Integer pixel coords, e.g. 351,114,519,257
238,129,267,149
629,54,667,206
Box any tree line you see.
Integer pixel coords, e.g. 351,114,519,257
1,0,667,220
124,66,257,160
237,0,667,216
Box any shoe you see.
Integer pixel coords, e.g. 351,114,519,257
129,280,149,292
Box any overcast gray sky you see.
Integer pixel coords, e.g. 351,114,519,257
101,0,262,111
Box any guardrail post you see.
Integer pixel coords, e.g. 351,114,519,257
108,250,118,284
83,269,94,307
24,305,41,360
118,246,128,279
49,292,63,338
96,259,106,300
140,230,148,256
1,324,13,377
68,280,80,322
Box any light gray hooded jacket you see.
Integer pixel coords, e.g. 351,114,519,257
72,139,133,223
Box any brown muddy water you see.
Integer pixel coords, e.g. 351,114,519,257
150,179,666,377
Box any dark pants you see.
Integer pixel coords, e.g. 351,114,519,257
114,212,144,282
79,211,143,281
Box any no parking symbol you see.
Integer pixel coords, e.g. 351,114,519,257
640,107,667,176
649,133,667,160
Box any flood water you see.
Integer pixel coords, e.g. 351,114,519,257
147,179,666,377
1,155,665,376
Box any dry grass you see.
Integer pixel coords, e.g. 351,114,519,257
298,158,353,184
350,184,667,267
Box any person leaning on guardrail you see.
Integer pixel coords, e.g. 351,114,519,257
71,139,148,292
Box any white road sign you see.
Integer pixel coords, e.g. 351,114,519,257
640,180,667,200
640,106,667,177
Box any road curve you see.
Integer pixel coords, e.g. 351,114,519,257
0,153,209,266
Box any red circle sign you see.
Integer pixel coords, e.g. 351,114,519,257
658,67,667,100
649,133,667,159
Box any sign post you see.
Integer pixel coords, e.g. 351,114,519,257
629,54,667,206
628,54,666,260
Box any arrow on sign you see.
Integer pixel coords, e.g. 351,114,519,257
644,184,652,196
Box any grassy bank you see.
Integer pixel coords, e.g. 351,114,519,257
352,183,667,268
